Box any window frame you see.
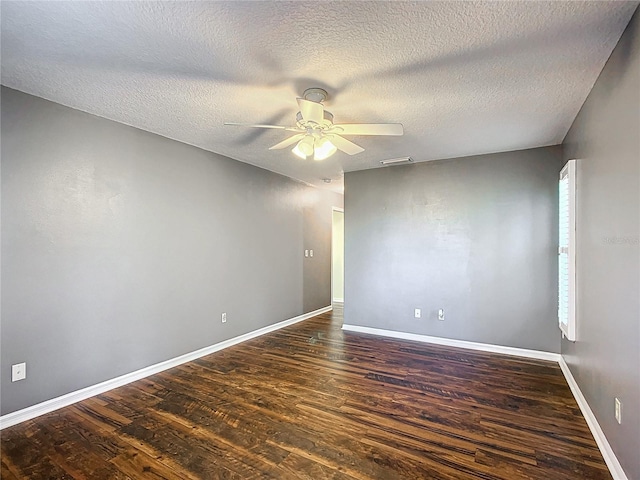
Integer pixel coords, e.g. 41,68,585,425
558,159,577,341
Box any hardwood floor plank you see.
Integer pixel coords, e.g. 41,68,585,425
1,308,611,479
110,446,206,480
1,456,23,480
277,452,359,480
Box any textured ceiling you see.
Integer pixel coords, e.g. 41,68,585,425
1,1,637,192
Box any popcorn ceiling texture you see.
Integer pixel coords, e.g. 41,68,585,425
1,1,637,191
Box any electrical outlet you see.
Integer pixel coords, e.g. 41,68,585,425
12,362,26,382
310,249,314,257
615,398,622,424
414,308,421,318
438,309,445,321
221,312,227,324
305,250,309,257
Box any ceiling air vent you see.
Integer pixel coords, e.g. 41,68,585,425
380,157,413,166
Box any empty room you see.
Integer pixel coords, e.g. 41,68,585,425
1,2,639,479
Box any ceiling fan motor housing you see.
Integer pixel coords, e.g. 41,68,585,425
296,111,334,131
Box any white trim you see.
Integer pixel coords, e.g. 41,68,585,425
342,324,560,362
558,159,577,341
341,324,627,480
2,311,627,480
0,306,332,430
558,357,628,480
331,206,344,307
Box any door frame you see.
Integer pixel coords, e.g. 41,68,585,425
331,207,344,304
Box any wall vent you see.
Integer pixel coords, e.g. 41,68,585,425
380,157,413,166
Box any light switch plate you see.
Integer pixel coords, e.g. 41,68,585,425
615,398,622,424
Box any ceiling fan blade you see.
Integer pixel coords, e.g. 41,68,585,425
297,98,324,124
268,133,306,150
330,135,365,155
331,123,404,136
224,122,286,129
224,122,296,130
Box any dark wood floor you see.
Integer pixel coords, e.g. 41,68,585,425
2,306,611,479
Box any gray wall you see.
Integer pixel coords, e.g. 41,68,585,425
344,146,562,353
561,8,640,479
0,87,343,415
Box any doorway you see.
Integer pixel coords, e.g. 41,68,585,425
331,208,344,304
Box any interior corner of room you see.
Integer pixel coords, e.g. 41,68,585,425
1,2,639,479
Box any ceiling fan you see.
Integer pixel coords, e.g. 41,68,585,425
224,88,403,161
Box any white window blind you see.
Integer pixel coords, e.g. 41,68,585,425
559,160,576,341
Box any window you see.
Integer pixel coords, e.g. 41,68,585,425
559,160,576,341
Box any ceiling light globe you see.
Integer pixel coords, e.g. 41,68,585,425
292,144,307,159
298,136,315,156
314,137,337,161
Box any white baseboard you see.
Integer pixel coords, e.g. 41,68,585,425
558,357,628,480
2,311,627,480
0,306,332,430
332,298,344,303
341,324,627,480
341,324,561,362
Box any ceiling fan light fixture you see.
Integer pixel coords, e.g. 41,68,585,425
314,137,337,161
297,136,315,157
226,88,404,160
292,143,307,159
